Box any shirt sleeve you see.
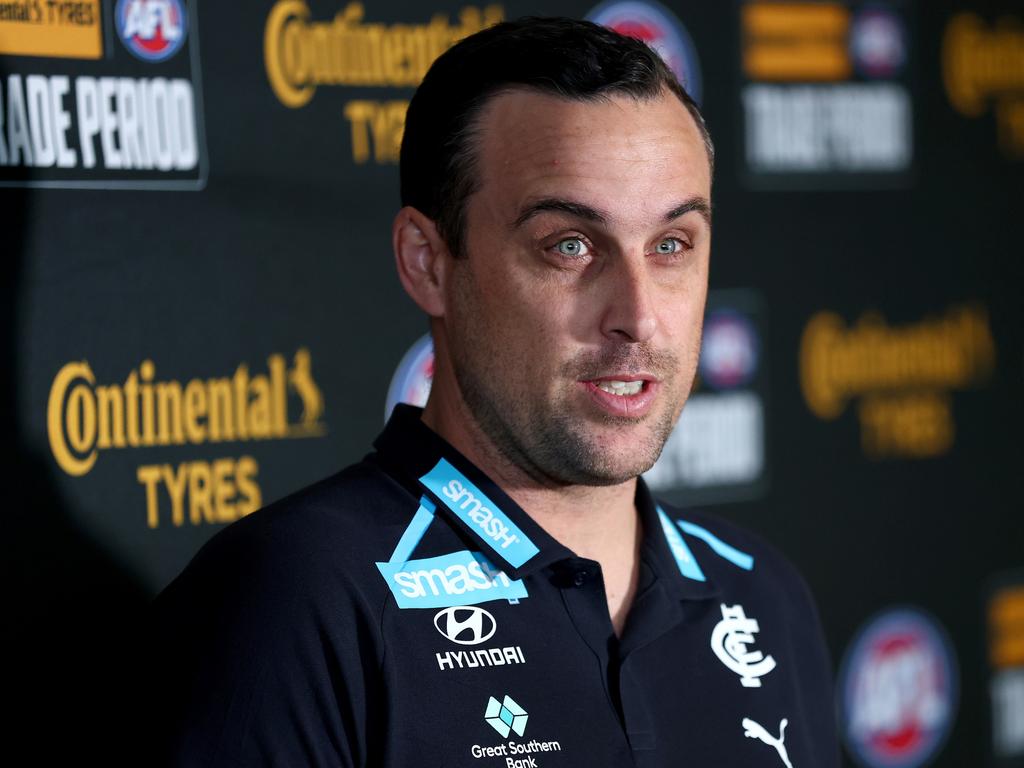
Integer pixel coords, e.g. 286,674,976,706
145,519,384,767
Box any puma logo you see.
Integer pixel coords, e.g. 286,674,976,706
742,717,793,768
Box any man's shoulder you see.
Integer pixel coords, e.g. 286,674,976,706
155,456,415,612
221,456,413,551
656,501,820,609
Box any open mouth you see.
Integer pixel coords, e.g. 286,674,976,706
593,379,646,397
580,376,659,418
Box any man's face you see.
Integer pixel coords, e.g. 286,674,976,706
444,88,711,486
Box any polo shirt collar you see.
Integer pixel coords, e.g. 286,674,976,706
634,478,720,602
373,404,719,603
372,404,573,580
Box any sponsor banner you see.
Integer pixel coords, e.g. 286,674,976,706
943,12,1024,159
384,291,768,506
46,349,327,529
987,574,1024,762
838,607,958,768
585,0,702,103
646,290,768,504
0,0,207,189
739,0,913,186
0,0,102,59
799,303,995,459
263,1,504,165
376,549,528,609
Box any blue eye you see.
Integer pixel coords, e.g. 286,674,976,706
655,238,682,254
555,238,589,257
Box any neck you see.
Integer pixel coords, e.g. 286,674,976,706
422,385,643,635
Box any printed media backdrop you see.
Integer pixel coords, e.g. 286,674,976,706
4,1,1023,765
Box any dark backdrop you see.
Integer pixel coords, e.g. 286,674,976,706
5,1,1022,765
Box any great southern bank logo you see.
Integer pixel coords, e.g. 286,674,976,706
485,695,528,738
116,0,187,62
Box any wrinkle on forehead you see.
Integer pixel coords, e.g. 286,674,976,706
473,89,711,228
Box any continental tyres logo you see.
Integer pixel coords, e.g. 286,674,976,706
943,13,1024,158
264,1,503,105
0,0,101,59
263,1,503,163
47,349,326,527
800,305,994,458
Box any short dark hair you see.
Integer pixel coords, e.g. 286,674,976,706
400,16,714,257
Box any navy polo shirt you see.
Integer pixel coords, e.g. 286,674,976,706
149,405,839,767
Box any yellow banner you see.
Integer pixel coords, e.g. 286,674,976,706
991,586,1024,669
0,0,102,59
743,2,851,81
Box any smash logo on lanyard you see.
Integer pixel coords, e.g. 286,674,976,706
420,458,539,569
375,485,533,609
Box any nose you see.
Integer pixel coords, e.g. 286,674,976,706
599,255,657,343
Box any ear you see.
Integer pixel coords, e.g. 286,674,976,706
392,206,451,318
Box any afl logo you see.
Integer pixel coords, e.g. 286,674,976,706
700,309,759,390
838,607,958,768
850,7,906,80
586,0,702,104
116,0,187,62
384,334,434,421
433,606,497,646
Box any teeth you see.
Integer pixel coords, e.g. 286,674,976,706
596,380,644,396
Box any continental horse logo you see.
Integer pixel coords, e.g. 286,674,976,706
289,348,323,429
47,348,327,476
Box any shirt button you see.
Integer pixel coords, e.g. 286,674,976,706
573,570,589,587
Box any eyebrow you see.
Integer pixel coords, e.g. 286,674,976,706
512,198,608,228
664,198,712,225
512,196,712,229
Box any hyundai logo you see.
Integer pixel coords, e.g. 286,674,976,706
433,606,497,645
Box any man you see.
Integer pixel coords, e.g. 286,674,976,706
150,17,839,767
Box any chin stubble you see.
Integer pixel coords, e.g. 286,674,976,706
452,338,687,487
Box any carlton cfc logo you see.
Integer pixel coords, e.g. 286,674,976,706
839,608,958,768
586,0,703,104
116,0,188,62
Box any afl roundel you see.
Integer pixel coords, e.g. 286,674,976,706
116,0,188,63
384,334,435,421
699,309,760,390
434,606,497,646
849,7,906,79
585,0,702,104
838,607,958,768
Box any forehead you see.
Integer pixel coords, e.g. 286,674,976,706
471,88,711,222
